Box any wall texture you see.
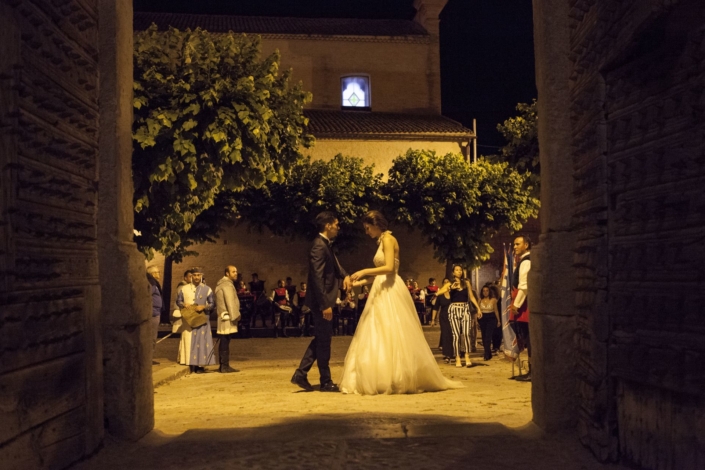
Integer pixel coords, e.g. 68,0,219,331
0,1,103,468
533,0,705,468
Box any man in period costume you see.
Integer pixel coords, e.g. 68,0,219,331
215,265,240,373
176,267,216,373
510,236,532,382
146,265,166,365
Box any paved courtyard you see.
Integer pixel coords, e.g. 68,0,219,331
76,328,627,469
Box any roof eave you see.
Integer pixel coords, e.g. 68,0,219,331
312,132,475,142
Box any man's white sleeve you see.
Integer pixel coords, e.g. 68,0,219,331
513,260,531,308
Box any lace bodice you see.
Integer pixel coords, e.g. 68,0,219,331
373,231,399,272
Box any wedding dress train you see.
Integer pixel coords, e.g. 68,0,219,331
339,232,463,395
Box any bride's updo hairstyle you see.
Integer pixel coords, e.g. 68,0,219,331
362,210,389,231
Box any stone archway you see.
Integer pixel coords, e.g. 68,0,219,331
530,1,705,468
0,1,152,468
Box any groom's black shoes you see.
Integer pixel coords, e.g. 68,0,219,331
320,382,340,392
291,372,314,391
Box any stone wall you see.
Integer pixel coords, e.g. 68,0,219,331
0,1,152,468
308,139,463,178
532,0,705,468
0,1,103,468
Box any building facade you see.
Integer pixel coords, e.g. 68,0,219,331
134,1,476,297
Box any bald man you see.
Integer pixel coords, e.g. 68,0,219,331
215,265,241,373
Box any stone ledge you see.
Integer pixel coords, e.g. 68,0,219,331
153,364,190,389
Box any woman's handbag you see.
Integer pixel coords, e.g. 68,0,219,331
181,305,209,328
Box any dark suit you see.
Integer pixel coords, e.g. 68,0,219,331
295,235,348,385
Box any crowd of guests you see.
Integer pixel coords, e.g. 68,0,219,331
147,233,532,380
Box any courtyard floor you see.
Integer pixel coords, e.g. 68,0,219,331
75,328,627,470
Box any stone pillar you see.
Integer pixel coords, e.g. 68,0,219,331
529,0,578,431
98,0,154,440
413,0,448,113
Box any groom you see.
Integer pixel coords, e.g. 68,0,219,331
291,211,351,392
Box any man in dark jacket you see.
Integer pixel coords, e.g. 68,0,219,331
147,265,166,365
291,212,351,392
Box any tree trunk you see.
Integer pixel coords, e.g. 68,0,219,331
445,259,454,280
160,255,174,324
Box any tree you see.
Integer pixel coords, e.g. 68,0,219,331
489,99,539,190
384,150,540,271
132,25,314,261
238,154,384,253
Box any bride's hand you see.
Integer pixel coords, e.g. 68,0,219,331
350,270,366,281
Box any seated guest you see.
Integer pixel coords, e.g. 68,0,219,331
294,282,310,337
285,277,297,307
412,280,426,324
338,290,357,335
270,279,293,338
249,273,267,328
425,278,439,326
236,280,254,338
406,278,415,295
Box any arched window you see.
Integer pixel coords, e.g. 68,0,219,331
341,75,370,109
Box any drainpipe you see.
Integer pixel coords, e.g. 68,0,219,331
472,119,479,293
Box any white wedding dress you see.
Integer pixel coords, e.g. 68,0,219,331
339,232,463,395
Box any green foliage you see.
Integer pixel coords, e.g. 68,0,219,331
487,99,539,190
238,154,384,253
384,149,540,267
132,25,314,261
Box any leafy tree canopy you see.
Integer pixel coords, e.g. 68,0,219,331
238,154,384,253
132,25,314,260
384,149,540,268
488,99,539,190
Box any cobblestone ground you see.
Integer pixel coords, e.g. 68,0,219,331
76,328,627,470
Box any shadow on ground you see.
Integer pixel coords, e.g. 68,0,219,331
75,414,628,470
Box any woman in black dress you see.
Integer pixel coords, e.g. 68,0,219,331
435,278,454,363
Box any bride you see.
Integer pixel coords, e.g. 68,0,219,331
339,210,463,395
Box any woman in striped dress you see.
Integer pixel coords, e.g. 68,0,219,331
435,265,482,368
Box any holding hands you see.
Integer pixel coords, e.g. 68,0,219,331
350,270,367,282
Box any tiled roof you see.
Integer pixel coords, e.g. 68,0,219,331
133,12,428,38
304,110,473,140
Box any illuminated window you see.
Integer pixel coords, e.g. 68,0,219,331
341,76,370,108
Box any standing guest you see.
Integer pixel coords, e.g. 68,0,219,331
249,273,267,327
236,280,254,338
270,279,293,338
215,265,241,373
146,265,165,365
412,281,426,324
406,278,415,295
488,282,503,352
510,236,532,382
435,278,454,362
294,282,310,336
478,286,500,361
285,277,297,308
435,266,482,368
338,290,357,335
176,267,216,373
171,269,193,335
425,278,439,326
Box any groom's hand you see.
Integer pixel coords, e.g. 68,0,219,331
343,276,352,291
322,307,333,321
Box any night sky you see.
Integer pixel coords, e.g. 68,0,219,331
132,0,536,149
